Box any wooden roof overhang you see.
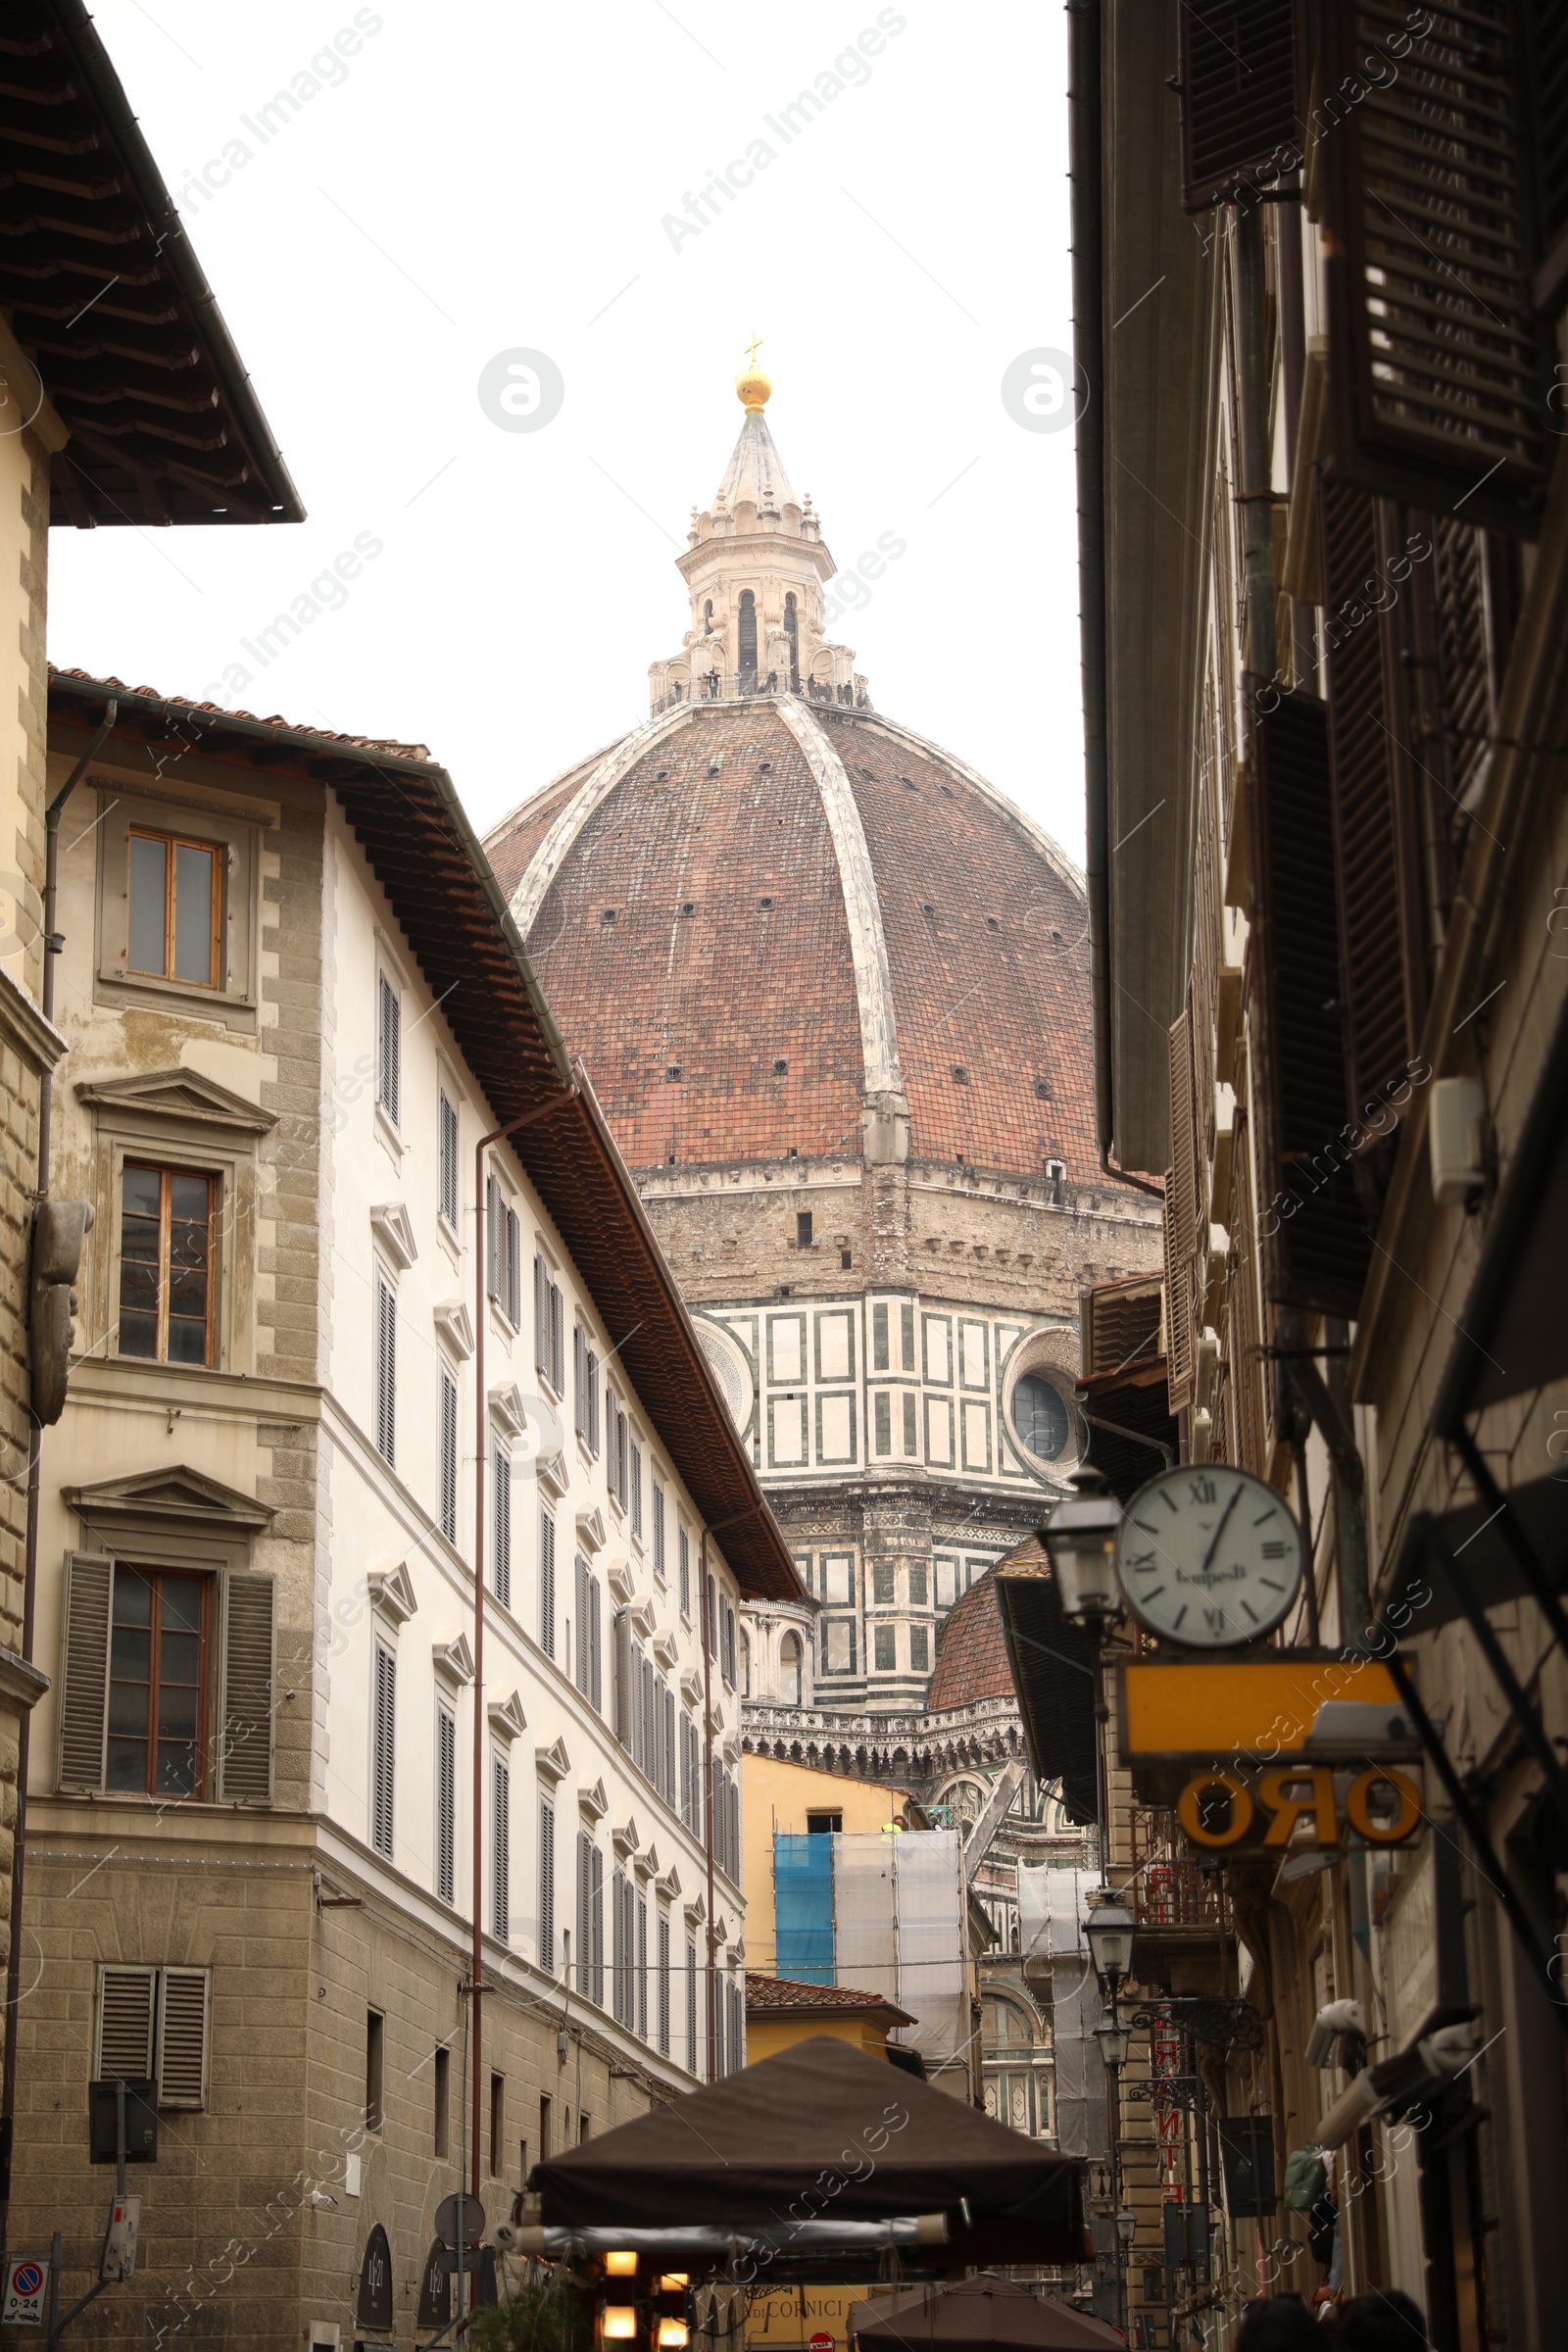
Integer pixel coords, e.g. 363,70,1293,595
48,670,802,1605
1,1,303,526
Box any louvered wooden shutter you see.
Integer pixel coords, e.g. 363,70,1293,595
1248,687,1372,1317
574,1553,589,1695
506,1209,521,1328
1226,1113,1271,1477
493,1441,512,1609
539,1798,556,1973
439,1371,459,1544
371,1641,396,1858
539,1508,556,1658
591,1845,604,2005
573,1325,586,1438
1163,1010,1199,1413
534,1253,549,1375
1320,1,1549,533
374,1277,397,1464
1320,480,1427,1191
156,1968,210,2109
613,1610,632,1748
58,1553,114,1791
637,1894,649,2041
576,1832,592,1992
1432,513,1515,808
1178,0,1301,210
377,974,401,1123
436,1705,456,1905
219,1572,275,1802
95,1964,156,2078
485,1177,502,1303
550,1284,564,1395
493,1756,511,1942
1527,0,1568,308
588,1576,602,1711
439,1090,459,1226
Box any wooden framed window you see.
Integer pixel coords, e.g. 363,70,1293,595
127,826,223,988
119,1163,216,1366
106,1567,211,1798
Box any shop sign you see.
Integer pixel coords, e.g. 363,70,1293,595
1175,1762,1421,1849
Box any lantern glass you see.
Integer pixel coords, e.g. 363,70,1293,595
659,2325,689,2348
1115,2206,1137,2248
1085,1899,1136,1986
658,2278,689,2294
605,2253,639,2278
603,2311,638,2341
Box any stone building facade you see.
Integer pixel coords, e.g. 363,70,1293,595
12,675,790,2350
483,374,1164,1718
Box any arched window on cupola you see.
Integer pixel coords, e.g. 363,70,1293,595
781,1632,802,1706
704,599,714,635
784,593,800,691
738,590,758,691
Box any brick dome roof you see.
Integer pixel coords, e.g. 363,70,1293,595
924,1559,1022,1713
485,698,1097,1181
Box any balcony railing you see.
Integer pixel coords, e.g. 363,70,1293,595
1129,1807,1231,1933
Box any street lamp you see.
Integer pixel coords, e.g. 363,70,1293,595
1041,1466,1124,1624
1085,1897,1137,1990
1093,2016,1131,2071
1114,2207,1137,2250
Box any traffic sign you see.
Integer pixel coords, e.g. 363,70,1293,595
435,2194,485,2248
3,2257,49,2326
809,2333,835,2350
102,2193,141,2282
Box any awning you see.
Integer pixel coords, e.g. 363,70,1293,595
849,2276,1123,2350
527,2037,1085,2263
992,1551,1099,1826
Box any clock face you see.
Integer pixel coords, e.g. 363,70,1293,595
1114,1465,1304,1647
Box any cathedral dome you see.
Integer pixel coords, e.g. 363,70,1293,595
485,395,1097,1187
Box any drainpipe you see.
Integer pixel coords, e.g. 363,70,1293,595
1071,3,1164,1205
0,697,116,2243
1232,199,1278,684
470,1086,576,2206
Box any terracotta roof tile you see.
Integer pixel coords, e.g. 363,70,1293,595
924,1548,1044,1713
745,1972,914,2026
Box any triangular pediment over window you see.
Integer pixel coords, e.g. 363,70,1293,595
576,1506,607,1554
535,1737,571,1786
75,1068,277,1134
368,1560,417,1627
370,1201,418,1274
579,1777,609,1821
657,1863,682,1901
433,1634,474,1690
434,1301,474,1361
66,1463,274,1530
487,1690,527,1743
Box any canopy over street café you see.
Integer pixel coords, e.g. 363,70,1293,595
522,2038,1088,2281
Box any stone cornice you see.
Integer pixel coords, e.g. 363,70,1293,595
0,964,66,1076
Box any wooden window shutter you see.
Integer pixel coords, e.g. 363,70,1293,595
1247,686,1372,1317
1163,1009,1199,1414
550,1284,564,1396
574,1553,589,1694
1225,1114,1271,1477
493,1755,511,1942
1319,1,1550,534
95,1964,156,2079
436,1705,457,1905
1319,480,1428,1205
588,1575,602,1711
371,1641,396,1858
218,1572,275,1802
591,1844,604,2006
539,1508,556,1659
58,1553,114,1791
156,1968,211,2109
377,973,401,1123
613,1609,632,1749
1526,1,1568,310
1178,0,1302,211
534,1253,549,1376
538,1797,555,1973
374,1277,397,1465
576,1831,592,1993
485,1177,502,1303
573,1325,586,1438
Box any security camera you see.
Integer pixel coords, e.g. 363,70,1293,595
311,2190,339,2211
1305,1998,1366,2069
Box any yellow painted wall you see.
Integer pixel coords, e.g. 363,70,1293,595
745,2013,890,2066
742,1755,911,1978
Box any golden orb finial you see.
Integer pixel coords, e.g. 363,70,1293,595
736,331,770,414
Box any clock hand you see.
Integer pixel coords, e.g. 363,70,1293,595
1198,1484,1243,1580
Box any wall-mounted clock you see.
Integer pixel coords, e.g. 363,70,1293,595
1114,1464,1305,1646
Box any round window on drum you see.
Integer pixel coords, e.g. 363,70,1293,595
1011,1371,1070,1461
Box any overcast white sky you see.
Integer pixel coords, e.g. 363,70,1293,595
54,0,1085,858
